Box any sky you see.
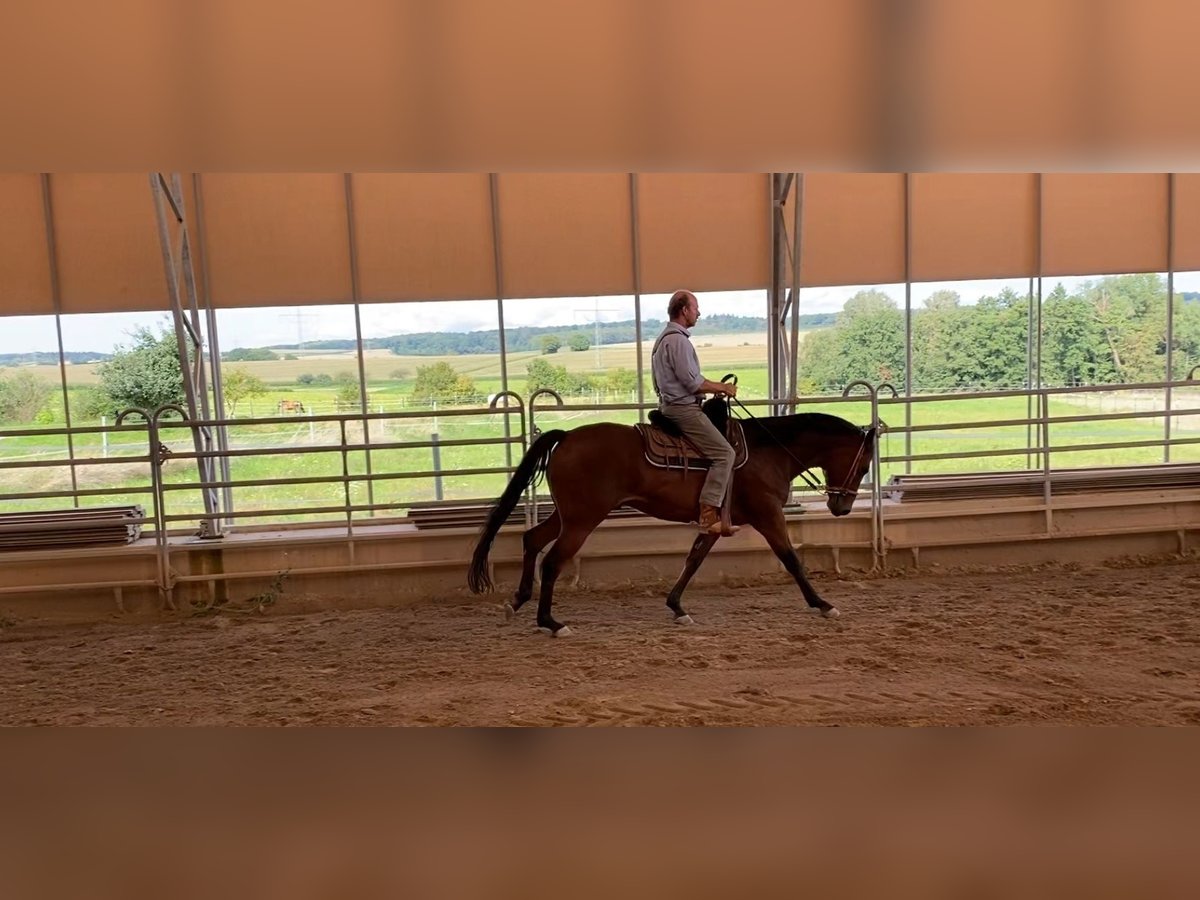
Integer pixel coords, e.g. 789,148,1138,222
1,274,1194,355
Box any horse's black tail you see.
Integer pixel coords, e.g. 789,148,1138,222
467,429,567,594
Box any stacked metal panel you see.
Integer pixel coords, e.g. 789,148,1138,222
886,465,1200,503
0,506,145,551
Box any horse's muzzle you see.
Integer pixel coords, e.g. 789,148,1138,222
826,494,856,516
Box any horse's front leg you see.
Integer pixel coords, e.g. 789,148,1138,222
757,508,839,618
665,532,720,624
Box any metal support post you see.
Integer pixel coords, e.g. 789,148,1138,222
149,173,223,538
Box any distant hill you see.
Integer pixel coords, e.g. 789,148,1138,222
2,312,840,362
0,351,108,366
272,313,836,356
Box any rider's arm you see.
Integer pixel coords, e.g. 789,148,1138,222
698,378,736,397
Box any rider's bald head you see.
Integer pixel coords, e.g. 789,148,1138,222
668,291,695,320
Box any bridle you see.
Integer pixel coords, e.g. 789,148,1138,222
819,426,874,499
728,393,874,499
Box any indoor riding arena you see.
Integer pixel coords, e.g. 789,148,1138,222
2,173,1198,726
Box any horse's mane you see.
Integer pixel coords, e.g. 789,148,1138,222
740,411,863,444
647,403,863,446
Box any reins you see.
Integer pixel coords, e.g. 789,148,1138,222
723,382,873,498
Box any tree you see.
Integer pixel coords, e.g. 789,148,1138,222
1172,298,1200,376
568,332,591,352
413,362,456,401
837,292,906,385
954,288,1029,389
93,327,185,414
525,358,593,397
297,373,316,385
1043,284,1106,386
912,301,972,390
525,358,566,395
606,367,637,397
1040,276,1169,386
0,370,54,423
412,362,480,405
335,379,362,409
539,334,562,355
72,387,115,421
451,375,484,405
222,367,267,416
798,290,905,390
922,289,961,312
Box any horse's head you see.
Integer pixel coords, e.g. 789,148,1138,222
821,424,876,516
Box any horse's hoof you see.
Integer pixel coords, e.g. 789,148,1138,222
538,625,572,637
674,614,695,626
502,603,515,620
821,606,840,619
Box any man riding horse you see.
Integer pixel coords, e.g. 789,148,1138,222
651,290,740,535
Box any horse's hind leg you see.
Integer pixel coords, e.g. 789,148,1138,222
756,508,839,618
508,511,560,618
536,515,602,637
666,533,719,624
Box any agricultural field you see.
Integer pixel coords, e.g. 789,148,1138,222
4,329,1199,526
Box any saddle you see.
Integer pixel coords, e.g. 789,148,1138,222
634,397,749,472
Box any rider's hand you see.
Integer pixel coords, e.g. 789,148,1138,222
723,383,738,398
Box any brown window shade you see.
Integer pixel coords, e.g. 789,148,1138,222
0,175,53,316
199,174,353,308
1041,174,1168,276
5,173,1198,320
49,174,168,313
350,174,496,302
496,174,633,299
636,174,770,294
911,174,1038,282
800,173,905,287
1170,174,1200,272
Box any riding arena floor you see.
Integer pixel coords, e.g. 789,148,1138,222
1,556,1197,726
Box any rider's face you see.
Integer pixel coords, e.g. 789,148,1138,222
686,296,700,327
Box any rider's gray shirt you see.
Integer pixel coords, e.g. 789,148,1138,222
651,322,704,406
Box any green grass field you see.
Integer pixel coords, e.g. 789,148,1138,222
4,338,1199,525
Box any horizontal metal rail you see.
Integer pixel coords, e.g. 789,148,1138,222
3,380,1199,602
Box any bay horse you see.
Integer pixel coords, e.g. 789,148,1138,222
468,399,877,636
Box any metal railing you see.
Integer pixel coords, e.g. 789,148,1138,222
2,378,1198,600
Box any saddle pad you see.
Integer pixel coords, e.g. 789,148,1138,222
634,420,748,471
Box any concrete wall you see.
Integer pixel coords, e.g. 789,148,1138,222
1,490,1196,626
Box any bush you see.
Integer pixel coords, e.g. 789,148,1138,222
335,381,362,408
412,362,481,405
0,370,54,423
